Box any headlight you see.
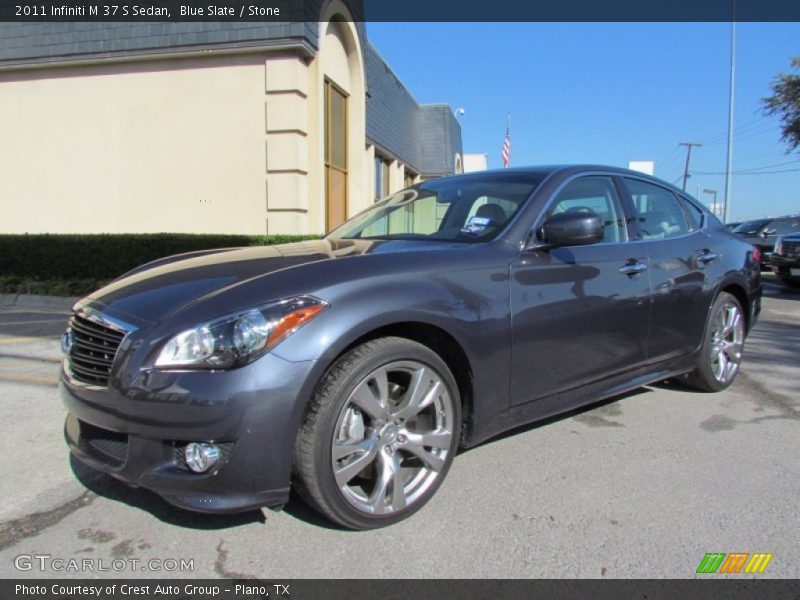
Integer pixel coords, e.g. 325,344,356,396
774,236,783,256
154,296,327,369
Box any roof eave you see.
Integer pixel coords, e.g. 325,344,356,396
0,37,315,72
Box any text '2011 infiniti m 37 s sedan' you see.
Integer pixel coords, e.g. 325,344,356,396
61,166,762,529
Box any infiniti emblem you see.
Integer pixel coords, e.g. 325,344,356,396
61,328,75,355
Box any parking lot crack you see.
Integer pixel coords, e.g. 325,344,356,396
0,491,95,551
214,539,258,580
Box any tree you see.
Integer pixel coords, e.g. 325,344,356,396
763,57,800,153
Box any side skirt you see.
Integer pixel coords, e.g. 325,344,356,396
464,352,698,449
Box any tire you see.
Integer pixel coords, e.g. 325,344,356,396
683,292,746,392
293,337,461,529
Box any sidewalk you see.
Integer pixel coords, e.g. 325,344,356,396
0,293,78,311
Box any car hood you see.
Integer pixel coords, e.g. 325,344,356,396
80,238,460,324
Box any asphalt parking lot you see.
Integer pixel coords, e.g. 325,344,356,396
0,276,797,579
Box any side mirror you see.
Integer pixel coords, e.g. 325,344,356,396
539,210,604,248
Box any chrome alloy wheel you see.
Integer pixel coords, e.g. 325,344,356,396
709,300,745,384
330,360,455,515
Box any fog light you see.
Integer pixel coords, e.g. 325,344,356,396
184,442,220,473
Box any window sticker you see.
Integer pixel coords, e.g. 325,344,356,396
461,216,492,235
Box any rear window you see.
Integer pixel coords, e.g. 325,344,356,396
772,219,800,236
680,197,705,230
625,178,690,240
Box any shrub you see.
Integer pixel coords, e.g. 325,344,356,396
0,233,322,296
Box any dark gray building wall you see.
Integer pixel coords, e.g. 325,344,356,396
365,45,462,177
364,43,421,172
419,105,462,177
0,1,366,63
0,22,312,62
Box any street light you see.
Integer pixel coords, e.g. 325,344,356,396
723,21,736,224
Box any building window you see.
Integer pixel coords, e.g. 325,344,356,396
325,78,348,231
374,155,391,201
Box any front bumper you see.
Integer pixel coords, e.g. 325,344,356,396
61,353,317,513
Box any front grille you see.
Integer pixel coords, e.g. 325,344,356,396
68,314,126,387
78,420,128,467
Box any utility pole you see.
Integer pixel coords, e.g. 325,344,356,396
679,142,702,191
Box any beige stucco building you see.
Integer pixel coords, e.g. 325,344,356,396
0,3,463,235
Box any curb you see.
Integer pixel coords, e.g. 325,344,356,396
0,293,79,311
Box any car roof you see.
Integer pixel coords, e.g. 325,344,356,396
428,164,690,197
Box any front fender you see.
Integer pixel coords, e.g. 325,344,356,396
269,270,513,442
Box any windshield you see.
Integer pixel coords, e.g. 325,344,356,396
327,172,544,242
733,219,770,235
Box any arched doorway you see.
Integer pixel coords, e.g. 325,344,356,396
318,3,366,232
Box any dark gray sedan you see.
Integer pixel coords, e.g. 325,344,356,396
61,166,762,529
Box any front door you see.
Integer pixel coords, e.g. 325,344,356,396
510,175,651,406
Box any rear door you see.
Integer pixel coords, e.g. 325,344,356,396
509,175,651,405
621,177,714,362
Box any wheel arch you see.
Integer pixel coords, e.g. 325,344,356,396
690,276,752,360
719,280,751,332
315,320,475,447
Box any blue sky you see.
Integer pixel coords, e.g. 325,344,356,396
367,22,800,222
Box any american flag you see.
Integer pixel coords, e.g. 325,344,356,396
501,123,511,168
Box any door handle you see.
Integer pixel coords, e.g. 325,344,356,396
697,250,719,265
619,261,648,276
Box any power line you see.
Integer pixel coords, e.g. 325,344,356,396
697,115,774,144
735,159,800,172
702,124,777,146
691,159,800,175
693,168,800,175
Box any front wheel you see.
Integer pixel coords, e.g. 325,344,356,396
293,337,461,529
683,292,746,392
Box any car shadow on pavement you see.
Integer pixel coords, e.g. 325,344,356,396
739,318,800,372
70,456,266,530
281,497,350,531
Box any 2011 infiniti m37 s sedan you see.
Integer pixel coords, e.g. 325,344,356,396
61,165,762,529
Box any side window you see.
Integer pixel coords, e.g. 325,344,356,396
625,179,690,240
680,197,705,230
546,176,628,243
773,219,800,235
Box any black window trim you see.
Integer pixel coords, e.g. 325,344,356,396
675,192,707,232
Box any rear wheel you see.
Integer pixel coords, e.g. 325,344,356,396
293,337,461,529
683,292,745,392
